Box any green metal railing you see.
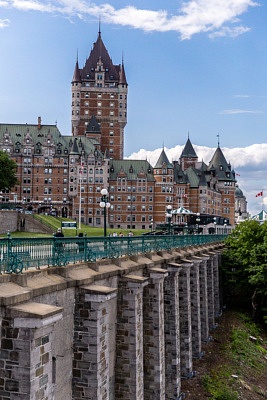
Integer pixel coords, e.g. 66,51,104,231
0,233,226,274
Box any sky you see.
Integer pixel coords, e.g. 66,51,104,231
0,0,267,216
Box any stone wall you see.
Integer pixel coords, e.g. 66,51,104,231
0,243,224,400
0,211,17,234
0,211,54,235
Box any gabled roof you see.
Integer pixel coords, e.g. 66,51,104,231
109,159,154,182
154,149,173,169
0,123,99,158
180,138,198,159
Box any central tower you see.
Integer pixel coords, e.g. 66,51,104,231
71,29,128,160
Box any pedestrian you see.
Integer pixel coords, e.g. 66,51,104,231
55,228,64,237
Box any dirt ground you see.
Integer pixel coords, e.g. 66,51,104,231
181,310,267,399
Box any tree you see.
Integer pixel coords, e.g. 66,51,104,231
222,220,267,324
0,151,19,191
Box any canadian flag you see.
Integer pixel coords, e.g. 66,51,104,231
256,191,263,197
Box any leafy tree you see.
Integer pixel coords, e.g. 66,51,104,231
222,220,267,323
0,151,19,191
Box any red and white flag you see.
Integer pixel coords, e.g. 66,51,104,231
256,191,263,197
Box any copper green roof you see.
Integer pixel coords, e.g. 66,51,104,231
180,138,198,159
0,123,98,157
208,146,236,182
109,159,154,181
154,149,173,169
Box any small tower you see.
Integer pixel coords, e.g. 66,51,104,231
180,136,198,170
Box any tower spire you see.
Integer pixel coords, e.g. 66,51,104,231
98,16,101,37
217,134,220,147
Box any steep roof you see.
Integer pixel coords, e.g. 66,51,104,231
0,123,99,158
119,61,127,85
109,159,154,182
81,32,119,81
86,115,101,134
173,162,188,184
185,167,204,188
72,59,81,83
154,149,173,169
180,138,198,159
208,146,236,182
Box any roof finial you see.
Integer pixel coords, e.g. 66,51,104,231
98,16,101,37
217,133,220,147
188,131,190,139
76,48,78,62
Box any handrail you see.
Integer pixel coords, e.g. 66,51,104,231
0,234,226,274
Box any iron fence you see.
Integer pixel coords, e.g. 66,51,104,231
0,233,226,274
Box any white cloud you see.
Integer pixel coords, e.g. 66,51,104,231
220,109,263,114
0,18,10,28
0,0,259,39
125,142,267,216
234,94,251,98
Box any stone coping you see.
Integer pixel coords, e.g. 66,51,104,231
8,301,63,318
0,244,223,306
80,284,117,295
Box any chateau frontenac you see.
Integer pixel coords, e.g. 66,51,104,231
0,30,247,230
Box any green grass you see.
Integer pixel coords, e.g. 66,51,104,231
1,214,148,238
202,312,267,400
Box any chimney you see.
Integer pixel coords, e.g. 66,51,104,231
38,116,42,130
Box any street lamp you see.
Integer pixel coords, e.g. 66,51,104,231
196,212,200,234
100,188,111,237
150,218,153,233
213,217,217,234
224,219,227,234
165,205,173,234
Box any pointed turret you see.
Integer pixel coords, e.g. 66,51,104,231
72,58,81,83
208,146,235,182
180,137,198,170
154,148,173,169
119,61,127,86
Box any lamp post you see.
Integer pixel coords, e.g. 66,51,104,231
224,219,227,234
196,212,200,234
165,205,173,234
213,217,217,234
100,188,110,237
150,218,153,233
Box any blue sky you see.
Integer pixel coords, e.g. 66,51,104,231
0,0,267,215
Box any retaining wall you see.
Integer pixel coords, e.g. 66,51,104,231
0,242,224,400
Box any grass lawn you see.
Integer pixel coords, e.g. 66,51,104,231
1,214,148,238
